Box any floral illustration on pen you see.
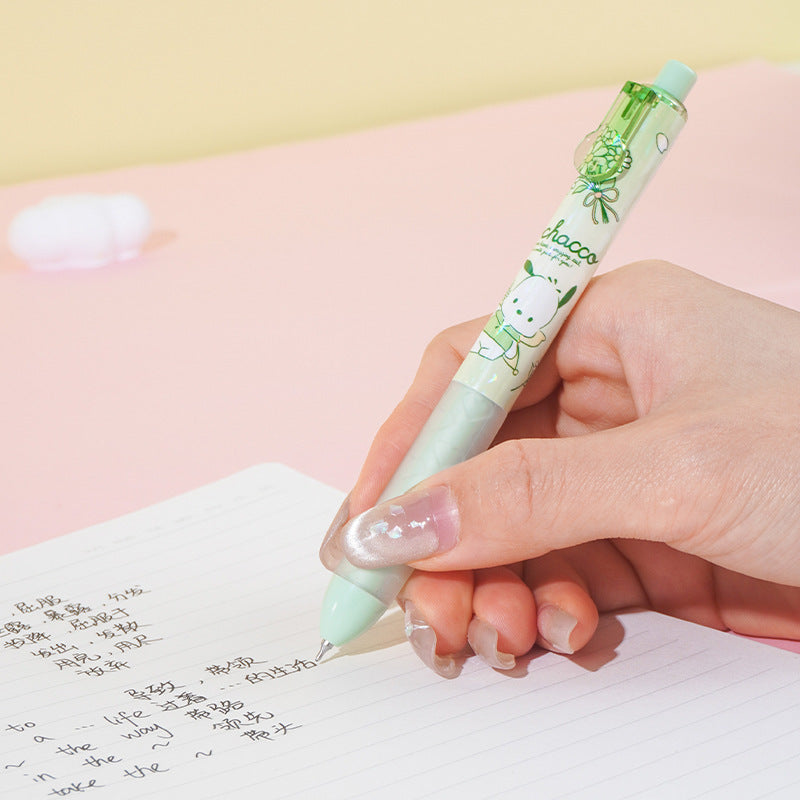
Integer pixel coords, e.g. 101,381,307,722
572,176,620,224
573,127,632,224
580,128,631,179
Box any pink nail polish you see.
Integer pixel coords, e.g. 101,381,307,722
404,601,459,679
467,617,516,670
341,486,459,568
537,605,578,655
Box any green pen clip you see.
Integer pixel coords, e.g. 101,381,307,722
574,79,687,182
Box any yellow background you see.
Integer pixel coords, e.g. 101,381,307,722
3,0,798,185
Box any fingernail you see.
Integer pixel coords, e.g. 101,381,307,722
340,486,458,568
318,494,351,571
467,617,515,670
537,605,578,655
404,601,459,679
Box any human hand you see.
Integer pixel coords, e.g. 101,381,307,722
320,261,800,676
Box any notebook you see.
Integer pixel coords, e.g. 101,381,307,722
1,464,798,799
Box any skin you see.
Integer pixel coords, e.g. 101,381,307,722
322,261,800,664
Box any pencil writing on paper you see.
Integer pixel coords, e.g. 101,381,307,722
1,581,316,795
3,586,159,679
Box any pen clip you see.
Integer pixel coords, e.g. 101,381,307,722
573,128,627,182
574,81,661,183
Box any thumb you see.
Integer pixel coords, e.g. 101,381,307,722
337,421,686,571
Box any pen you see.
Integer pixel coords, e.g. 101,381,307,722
317,60,696,660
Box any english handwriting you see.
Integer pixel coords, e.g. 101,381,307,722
122,762,168,779
46,779,100,795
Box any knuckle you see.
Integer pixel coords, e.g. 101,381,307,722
484,440,563,536
617,258,681,283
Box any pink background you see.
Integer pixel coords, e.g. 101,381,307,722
1,61,798,651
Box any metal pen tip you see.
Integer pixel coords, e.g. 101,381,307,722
315,639,334,662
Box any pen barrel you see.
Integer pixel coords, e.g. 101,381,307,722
322,73,691,647
454,84,688,410
330,381,506,604
377,381,507,502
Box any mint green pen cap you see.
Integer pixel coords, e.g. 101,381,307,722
652,60,696,103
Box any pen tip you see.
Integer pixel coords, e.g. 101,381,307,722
315,639,334,662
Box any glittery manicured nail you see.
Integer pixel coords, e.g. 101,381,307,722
318,494,350,571
467,617,516,670
404,601,459,679
340,486,458,569
538,605,578,655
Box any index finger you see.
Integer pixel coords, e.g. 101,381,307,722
349,310,569,516
348,317,487,516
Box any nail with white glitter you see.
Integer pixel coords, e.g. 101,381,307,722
340,486,459,569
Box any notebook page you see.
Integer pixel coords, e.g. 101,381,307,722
1,464,798,800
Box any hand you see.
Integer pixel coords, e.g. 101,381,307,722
320,261,800,676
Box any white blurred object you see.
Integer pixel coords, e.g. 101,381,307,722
7,193,152,271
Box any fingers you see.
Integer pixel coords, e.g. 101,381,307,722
397,570,473,679
336,418,691,573
398,560,601,677
522,553,599,654
396,544,800,682
319,315,560,571
398,567,538,676
610,539,725,630
710,568,800,641
399,568,535,678
348,319,489,517
319,264,636,565
469,566,537,667
328,260,800,578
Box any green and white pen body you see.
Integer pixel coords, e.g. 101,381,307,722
318,60,696,657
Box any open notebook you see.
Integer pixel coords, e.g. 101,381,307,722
1,464,798,799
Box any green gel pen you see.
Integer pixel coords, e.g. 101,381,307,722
317,60,697,660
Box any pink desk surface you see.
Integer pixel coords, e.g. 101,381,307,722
1,62,798,652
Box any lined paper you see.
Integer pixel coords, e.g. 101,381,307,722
1,464,798,799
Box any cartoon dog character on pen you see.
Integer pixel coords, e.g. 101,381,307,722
471,262,576,375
